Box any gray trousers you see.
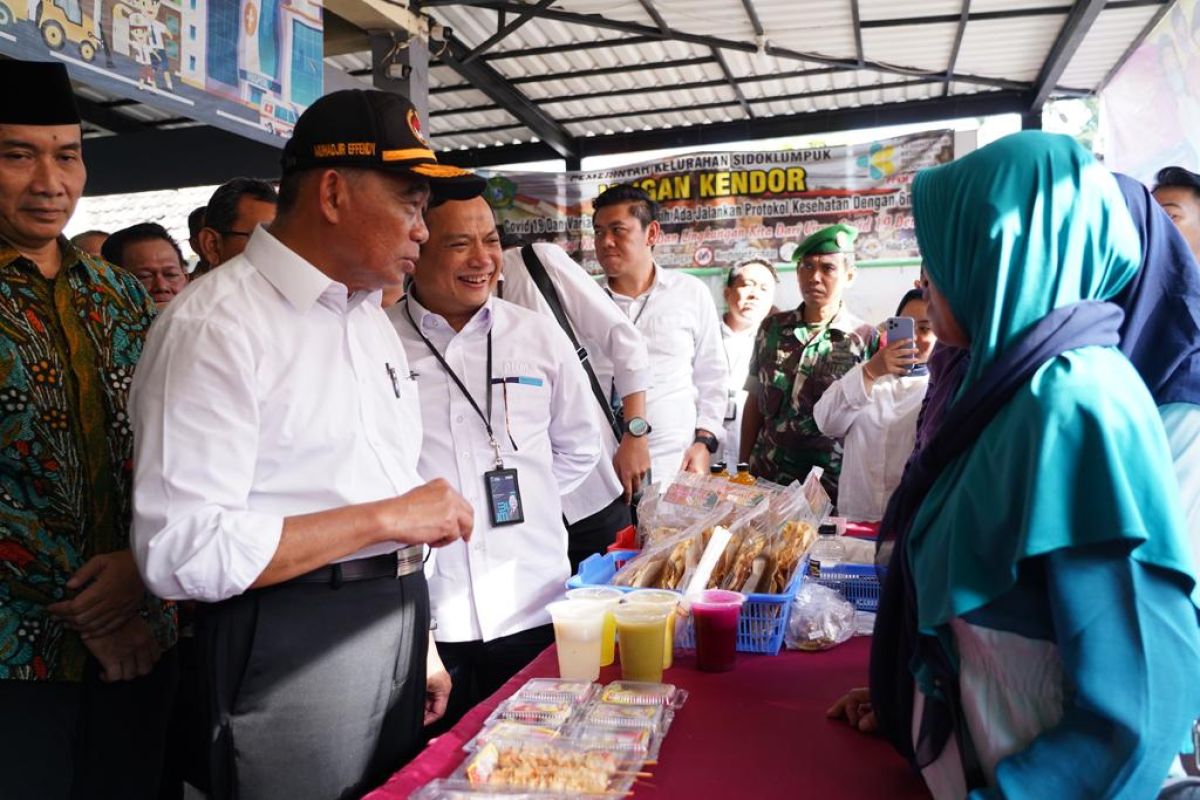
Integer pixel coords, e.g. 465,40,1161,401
198,572,429,800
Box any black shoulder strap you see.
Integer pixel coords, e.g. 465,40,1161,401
520,244,623,443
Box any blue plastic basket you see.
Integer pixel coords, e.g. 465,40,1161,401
807,561,881,612
566,549,806,655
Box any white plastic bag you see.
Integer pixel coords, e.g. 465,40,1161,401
784,582,856,651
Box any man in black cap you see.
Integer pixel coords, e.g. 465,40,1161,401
1153,166,1200,262
130,89,482,799
0,60,178,800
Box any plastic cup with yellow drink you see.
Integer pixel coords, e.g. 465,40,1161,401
565,587,622,666
612,603,671,683
622,589,682,669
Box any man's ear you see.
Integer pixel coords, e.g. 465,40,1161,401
197,227,222,267
316,169,352,225
645,219,662,248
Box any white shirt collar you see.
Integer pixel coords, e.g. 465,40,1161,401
243,226,381,313
404,292,495,337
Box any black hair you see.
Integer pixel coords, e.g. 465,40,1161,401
725,259,779,288
592,183,659,228
895,287,926,317
187,206,206,237
101,222,185,269
70,229,108,243
204,177,278,233
1153,166,1200,201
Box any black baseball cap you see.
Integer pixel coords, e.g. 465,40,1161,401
1154,166,1200,195
281,89,485,200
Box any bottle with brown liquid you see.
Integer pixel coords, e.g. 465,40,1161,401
729,462,755,485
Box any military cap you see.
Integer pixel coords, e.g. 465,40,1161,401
792,223,858,261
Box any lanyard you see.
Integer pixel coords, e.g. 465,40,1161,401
404,297,507,468
606,283,655,327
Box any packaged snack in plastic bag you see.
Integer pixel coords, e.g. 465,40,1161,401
459,741,640,795
612,504,730,589
514,679,598,705
412,778,570,799
784,582,856,651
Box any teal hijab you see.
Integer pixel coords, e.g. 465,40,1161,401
908,131,1196,631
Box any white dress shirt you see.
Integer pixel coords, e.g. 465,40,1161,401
498,243,650,522
130,227,426,602
390,295,601,643
605,266,728,484
812,363,929,522
716,320,757,466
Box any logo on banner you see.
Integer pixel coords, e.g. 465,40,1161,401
857,143,896,180
243,1,259,35
693,246,714,267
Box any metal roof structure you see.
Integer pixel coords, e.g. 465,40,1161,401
68,0,1173,190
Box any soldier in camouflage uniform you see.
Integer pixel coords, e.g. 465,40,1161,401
741,223,876,503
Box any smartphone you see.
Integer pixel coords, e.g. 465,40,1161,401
884,316,917,372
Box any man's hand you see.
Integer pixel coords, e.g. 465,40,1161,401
424,638,452,726
48,550,144,638
82,615,162,682
826,687,878,734
613,434,651,502
680,442,711,475
386,479,474,548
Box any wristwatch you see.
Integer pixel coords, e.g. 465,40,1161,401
693,431,719,454
625,416,652,438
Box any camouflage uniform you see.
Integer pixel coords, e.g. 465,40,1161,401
745,303,876,503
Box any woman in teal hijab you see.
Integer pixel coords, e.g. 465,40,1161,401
887,132,1200,798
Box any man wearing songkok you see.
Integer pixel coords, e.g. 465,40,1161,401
0,60,178,800
392,197,601,729
130,89,479,800
498,240,650,569
592,183,727,483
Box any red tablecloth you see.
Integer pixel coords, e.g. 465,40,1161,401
366,637,930,799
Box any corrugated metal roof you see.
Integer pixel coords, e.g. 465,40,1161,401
61,0,1167,158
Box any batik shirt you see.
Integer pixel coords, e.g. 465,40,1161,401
745,303,875,502
0,239,176,682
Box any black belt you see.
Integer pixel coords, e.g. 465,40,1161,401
289,547,424,587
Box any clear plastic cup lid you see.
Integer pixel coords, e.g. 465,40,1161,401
565,587,624,602
622,589,682,607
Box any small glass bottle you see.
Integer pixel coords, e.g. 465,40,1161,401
709,461,729,478
808,523,845,577
729,462,755,485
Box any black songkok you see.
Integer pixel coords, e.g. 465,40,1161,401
0,60,81,125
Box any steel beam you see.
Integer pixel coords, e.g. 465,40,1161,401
1097,0,1174,91
943,0,971,96
739,0,765,37
462,0,557,64
438,36,578,158
1028,0,1106,110
426,1,1032,93
435,90,1033,168
711,47,755,119
850,0,865,66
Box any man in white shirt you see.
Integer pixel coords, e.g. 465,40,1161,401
498,241,651,569
391,197,601,730
130,90,478,800
716,259,778,467
592,184,728,482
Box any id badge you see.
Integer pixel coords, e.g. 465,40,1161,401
484,467,525,527
724,390,738,422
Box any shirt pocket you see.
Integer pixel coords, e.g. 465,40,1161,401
490,372,550,456
643,312,694,365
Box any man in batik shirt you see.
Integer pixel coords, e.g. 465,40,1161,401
740,224,876,503
0,60,177,800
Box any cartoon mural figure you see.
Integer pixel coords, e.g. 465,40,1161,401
127,16,152,86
